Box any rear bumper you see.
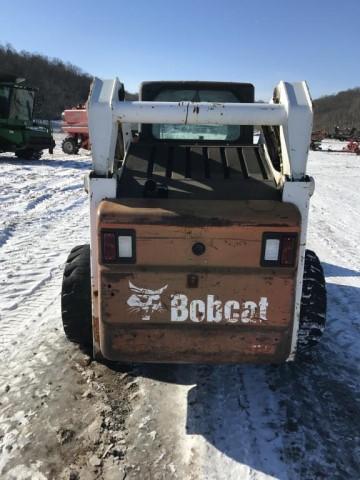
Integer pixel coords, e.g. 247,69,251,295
100,324,291,363
98,267,296,363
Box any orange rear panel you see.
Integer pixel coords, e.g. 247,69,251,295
95,199,301,363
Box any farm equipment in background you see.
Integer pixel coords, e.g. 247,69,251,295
344,140,360,154
61,78,327,364
310,126,360,155
310,129,328,150
329,126,358,141
61,106,90,154
0,75,55,160
317,140,360,155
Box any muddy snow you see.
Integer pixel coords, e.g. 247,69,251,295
0,135,359,479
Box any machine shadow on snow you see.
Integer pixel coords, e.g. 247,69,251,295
322,262,360,277
0,155,91,170
114,270,360,478
183,282,360,478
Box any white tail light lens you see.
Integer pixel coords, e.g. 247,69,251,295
102,229,136,264
264,238,280,261
261,233,298,267
118,236,133,258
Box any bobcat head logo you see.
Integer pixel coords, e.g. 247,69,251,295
127,281,168,321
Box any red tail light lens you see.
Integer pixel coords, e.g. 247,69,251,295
102,232,116,261
280,235,297,266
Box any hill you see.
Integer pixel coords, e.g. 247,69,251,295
0,44,93,119
1,43,358,129
313,87,360,132
0,44,137,119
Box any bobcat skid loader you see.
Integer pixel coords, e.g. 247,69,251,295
61,78,326,363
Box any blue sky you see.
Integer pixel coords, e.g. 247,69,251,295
1,0,359,100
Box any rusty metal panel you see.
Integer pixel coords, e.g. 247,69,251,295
100,325,291,363
98,199,300,227
97,199,300,269
100,270,295,327
100,228,296,268
96,198,300,363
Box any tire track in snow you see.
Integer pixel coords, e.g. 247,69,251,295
0,194,88,309
0,139,90,358
0,175,89,248
0,201,89,357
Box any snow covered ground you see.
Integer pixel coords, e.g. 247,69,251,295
0,136,359,479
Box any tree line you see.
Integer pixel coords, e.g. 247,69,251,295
313,87,360,132
0,44,93,119
0,44,137,119
2,44,359,130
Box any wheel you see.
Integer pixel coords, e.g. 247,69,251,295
61,244,92,351
62,136,79,155
15,149,43,160
297,250,327,353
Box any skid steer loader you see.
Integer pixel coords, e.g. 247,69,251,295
61,78,326,363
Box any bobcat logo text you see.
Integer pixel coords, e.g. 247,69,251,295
127,282,268,324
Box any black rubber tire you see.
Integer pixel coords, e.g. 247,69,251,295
297,250,327,353
62,136,79,155
15,149,43,160
61,244,92,350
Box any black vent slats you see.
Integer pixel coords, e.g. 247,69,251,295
151,144,167,177
236,148,249,178
257,148,272,179
242,147,264,179
202,147,210,179
225,148,245,178
119,143,280,200
189,147,205,181
207,147,225,179
146,145,156,177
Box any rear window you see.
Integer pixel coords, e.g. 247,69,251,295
152,89,241,141
9,88,35,122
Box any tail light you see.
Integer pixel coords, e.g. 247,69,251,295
103,232,116,261
261,233,298,267
101,229,136,264
280,235,297,266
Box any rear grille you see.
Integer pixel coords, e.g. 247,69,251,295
119,144,279,200
138,144,270,180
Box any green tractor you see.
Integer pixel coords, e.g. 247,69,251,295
0,75,55,160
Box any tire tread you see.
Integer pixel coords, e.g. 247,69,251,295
297,249,327,353
61,244,92,350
